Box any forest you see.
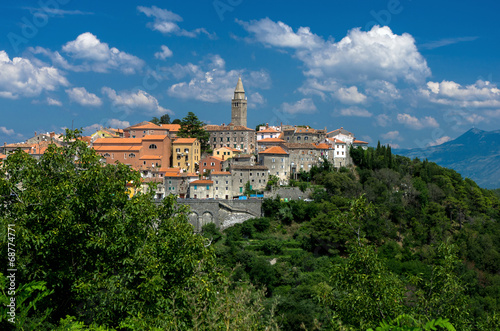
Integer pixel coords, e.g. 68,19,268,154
0,132,499,330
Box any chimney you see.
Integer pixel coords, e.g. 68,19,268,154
50,132,55,138
266,123,269,128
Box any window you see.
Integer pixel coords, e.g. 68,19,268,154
129,153,136,158
272,158,275,162
241,144,244,149
213,138,216,142
143,130,146,134
111,153,114,159
211,162,215,166
216,187,219,190
281,158,284,162
203,162,207,166
342,151,344,155
103,153,110,158
297,136,301,140
240,179,242,183
149,144,157,149
206,186,210,190
176,148,180,152
239,187,243,193
184,148,189,153
227,137,230,142
225,181,228,184
337,151,339,155
194,185,197,190
217,151,220,155
226,187,228,191
216,181,219,184
124,153,127,159
304,136,308,140
250,173,252,176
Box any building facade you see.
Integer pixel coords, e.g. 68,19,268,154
172,138,200,173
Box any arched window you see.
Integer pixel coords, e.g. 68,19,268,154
149,144,157,149
103,153,110,158
129,153,136,158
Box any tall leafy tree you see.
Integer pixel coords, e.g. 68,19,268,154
177,111,211,153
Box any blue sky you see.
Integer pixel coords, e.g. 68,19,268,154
1,0,500,148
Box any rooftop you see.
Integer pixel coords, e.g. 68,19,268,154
190,179,213,185
174,138,197,144
259,146,288,155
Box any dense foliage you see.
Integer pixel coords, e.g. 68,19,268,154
177,111,211,153
1,136,499,330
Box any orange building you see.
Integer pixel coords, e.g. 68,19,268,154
93,135,171,171
123,121,180,139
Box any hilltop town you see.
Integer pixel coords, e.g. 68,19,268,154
0,78,368,200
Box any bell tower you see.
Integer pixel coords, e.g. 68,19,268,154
231,77,247,127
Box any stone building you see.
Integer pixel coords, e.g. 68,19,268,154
210,171,232,199
281,143,321,177
258,146,290,185
199,155,223,175
230,165,268,196
282,126,326,144
231,77,247,127
204,78,256,154
164,169,198,199
189,179,214,199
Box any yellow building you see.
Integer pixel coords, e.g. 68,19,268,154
172,138,200,173
213,146,241,161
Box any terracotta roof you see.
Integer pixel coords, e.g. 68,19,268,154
353,140,368,144
164,173,183,178
141,135,168,140
139,155,162,160
258,128,280,133
210,171,231,175
160,124,181,132
159,167,179,173
259,146,288,155
231,165,268,170
258,138,286,143
315,143,331,149
94,138,142,144
129,123,162,130
281,143,317,149
78,136,92,144
93,146,142,151
204,124,254,131
0,154,7,160
327,127,353,136
201,155,222,161
173,138,197,144
190,179,213,185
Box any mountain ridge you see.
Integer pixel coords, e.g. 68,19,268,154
394,128,500,189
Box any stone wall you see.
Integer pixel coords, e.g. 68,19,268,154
177,199,262,231
263,187,315,200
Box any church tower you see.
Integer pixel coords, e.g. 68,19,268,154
231,77,247,127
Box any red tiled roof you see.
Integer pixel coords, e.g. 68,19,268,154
141,135,168,140
258,128,280,133
94,138,142,144
93,146,142,151
190,179,213,185
160,124,181,132
353,140,368,144
129,123,162,130
315,143,331,149
174,138,197,144
259,146,288,155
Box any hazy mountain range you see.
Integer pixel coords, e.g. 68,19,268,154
394,128,500,189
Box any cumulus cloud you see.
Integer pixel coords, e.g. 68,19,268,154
66,87,102,107
427,136,452,147
381,130,403,141
166,54,271,103
107,118,130,129
397,113,439,129
46,97,62,106
421,80,500,108
248,92,266,109
0,126,15,135
336,106,372,117
238,20,430,84
281,98,317,114
0,51,69,99
102,87,173,116
30,33,144,74
334,86,367,104
154,45,173,60
138,6,215,39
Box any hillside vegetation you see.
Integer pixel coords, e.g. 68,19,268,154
1,133,499,330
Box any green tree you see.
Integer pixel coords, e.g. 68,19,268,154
177,112,211,153
0,130,217,329
150,114,171,125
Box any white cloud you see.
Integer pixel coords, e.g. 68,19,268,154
0,126,15,135
281,98,317,114
334,86,367,104
375,114,392,127
248,92,266,109
397,113,439,129
154,45,173,60
102,87,173,116
365,80,401,102
421,80,500,108
236,18,323,50
25,7,93,16
420,36,478,50
239,20,430,84
381,130,403,141
138,6,215,39
66,87,102,107
427,136,451,147
46,97,62,106
337,106,372,117
0,51,69,99
166,54,271,103
60,32,144,74
107,119,130,129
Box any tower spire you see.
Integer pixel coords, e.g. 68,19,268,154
231,77,247,127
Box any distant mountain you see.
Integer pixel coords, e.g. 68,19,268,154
394,128,500,189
